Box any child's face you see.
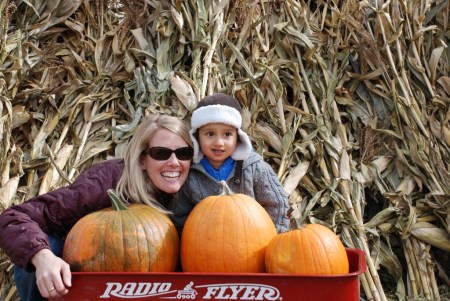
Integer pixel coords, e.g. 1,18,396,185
198,123,238,169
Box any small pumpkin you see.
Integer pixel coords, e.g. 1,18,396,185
265,211,349,275
181,181,277,273
62,189,179,272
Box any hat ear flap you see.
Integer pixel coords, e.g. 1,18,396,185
190,129,204,163
232,129,252,161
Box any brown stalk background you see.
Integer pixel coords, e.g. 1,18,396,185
0,0,449,300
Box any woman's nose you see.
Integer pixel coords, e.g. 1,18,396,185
167,153,180,165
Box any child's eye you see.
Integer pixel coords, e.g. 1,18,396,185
205,132,215,137
224,132,234,137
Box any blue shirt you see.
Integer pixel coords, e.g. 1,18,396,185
200,157,236,181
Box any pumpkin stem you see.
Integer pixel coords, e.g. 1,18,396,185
107,189,128,211
219,180,234,196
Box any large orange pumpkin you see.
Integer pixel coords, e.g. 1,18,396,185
62,189,179,272
265,223,349,275
181,181,277,273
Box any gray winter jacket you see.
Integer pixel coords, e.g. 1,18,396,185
170,151,289,235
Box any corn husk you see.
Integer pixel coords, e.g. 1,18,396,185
1,0,449,300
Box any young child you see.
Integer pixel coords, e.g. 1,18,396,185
170,93,289,234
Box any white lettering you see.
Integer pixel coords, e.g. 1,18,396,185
216,286,230,299
122,283,137,296
204,287,220,299
99,281,281,300
255,286,278,300
100,282,121,298
148,282,160,294
229,286,246,299
159,283,171,292
241,286,258,300
199,284,281,301
99,282,172,298
134,283,151,296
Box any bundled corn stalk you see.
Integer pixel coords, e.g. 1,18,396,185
1,0,449,300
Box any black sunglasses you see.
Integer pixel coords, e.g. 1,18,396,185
143,147,193,161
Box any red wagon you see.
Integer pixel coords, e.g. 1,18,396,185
51,248,366,301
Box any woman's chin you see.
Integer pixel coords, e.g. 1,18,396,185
159,178,184,194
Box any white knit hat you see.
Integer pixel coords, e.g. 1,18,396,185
190,93,252,163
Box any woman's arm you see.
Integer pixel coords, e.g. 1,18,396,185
0,159,124,269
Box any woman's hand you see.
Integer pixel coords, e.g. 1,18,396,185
31,248,72,298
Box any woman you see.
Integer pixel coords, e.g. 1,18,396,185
0,114,193,301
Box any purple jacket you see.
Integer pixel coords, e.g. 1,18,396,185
0,159,124,270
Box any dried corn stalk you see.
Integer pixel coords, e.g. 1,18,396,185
1,0,449,300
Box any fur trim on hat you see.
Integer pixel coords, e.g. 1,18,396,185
191,104,242,130
232,128,252,161
189,128,203,163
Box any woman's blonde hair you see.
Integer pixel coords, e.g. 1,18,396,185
116,114,192,213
